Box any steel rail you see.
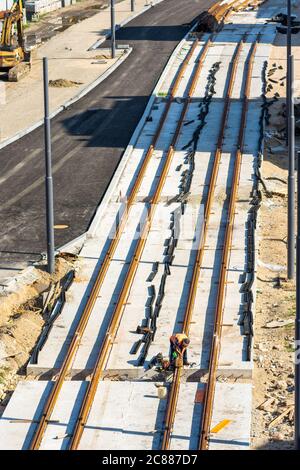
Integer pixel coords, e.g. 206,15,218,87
69,38,212,450
207,0,251,25
199,39,258,450
161,38,244,450
28,38,200,451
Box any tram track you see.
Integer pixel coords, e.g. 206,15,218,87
0,0,277,451
30,32,260,452
199,37,258,451
161,37,244,450
29,35,211,451
69,36,212,451
160,30,260,450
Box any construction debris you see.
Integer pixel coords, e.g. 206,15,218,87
49,79,83,88
269,406,294,428
264,319,294,328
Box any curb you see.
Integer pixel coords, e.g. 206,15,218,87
0,48,132,151
85,26,197,239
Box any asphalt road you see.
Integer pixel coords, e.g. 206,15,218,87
0,0,213,274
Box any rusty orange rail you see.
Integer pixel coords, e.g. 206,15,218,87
200,0,256,31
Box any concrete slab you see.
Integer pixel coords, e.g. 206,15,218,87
79,381,166,450
0,380,167,449
0,380,89,450
170,382,252,450
209,382,252,450
0,379,252,450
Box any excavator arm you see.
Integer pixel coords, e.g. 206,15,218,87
0,0,30,81
0,0,24,50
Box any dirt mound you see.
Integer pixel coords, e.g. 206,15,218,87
49,79,83,88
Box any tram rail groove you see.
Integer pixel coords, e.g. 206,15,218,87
28,35,209,451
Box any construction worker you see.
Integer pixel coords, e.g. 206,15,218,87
169,333,190,367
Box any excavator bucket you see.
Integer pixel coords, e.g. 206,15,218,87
7,50,31,81
8,60,30,81
0,0,30,81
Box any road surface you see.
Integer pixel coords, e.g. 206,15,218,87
0,0,213,275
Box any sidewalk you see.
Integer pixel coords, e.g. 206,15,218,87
0,0,163,144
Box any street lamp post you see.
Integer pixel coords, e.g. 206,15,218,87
42,57,55,274
111,0,116,59
287,0,295,279
296,151,300,450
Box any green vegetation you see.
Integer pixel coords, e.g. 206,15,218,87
0,367,10,385
285,341,295,353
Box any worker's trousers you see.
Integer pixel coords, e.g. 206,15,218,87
169,341,188,364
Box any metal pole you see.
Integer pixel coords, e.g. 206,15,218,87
111,0,116,59
288,54,295,279
43,57,55,274
286,0,292,143
287,0,292,58
295,151,300,449
131,0,135,11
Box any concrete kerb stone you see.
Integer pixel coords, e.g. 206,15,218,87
58,233,87,255
0,49,132,151
88,0,167,51
86,25,198,239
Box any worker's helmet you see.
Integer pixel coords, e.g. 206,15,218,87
182,338,190,346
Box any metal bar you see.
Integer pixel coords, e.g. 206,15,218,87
28,39,201,450
296,150,300,449
161,39,244,451
288,54,295,279
43,57,55,275
69,38,212,451
286,0,291,145
287,0,292,58
199,39,257,451
111,0,116,59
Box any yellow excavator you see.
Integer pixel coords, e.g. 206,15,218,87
0,0,31,81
